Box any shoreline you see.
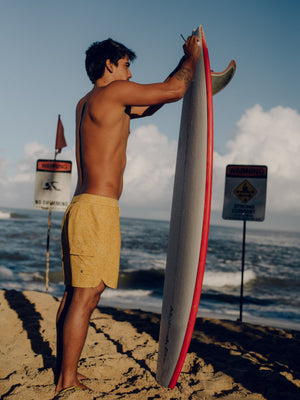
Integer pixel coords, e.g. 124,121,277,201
3,283,299,333
99,295,300,333
1,289,299,399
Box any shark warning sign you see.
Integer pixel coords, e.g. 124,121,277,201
222,165,267,221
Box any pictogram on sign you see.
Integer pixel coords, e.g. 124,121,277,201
233,180,257,203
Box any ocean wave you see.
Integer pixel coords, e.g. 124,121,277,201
203,269,256,288
202,291,273,306
103,288,152,299
0,211,11,219
100,288,162,312
0,280,57,294
121,250,166,271
0,251,29,261
256,276,300,289
0,265,14,279
0,210,28,219
118,268,165,290
19,271,45,282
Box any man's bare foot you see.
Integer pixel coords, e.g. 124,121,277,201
54,383,92,399
55,379,91,393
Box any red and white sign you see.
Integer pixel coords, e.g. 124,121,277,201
34,159,72,211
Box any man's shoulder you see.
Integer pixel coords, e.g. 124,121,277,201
105,80,139,94
76,92,90,110
88,82,136,105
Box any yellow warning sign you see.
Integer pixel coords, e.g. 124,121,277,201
233,180,257,203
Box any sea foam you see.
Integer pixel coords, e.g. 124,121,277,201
203,269,256,288
0,211,11,219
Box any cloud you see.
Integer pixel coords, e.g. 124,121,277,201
120,125,177,217
1,105,299,229
212,105,300,216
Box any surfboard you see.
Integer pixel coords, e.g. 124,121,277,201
156,26,236,389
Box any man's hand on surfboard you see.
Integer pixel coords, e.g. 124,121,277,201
183,35,200,60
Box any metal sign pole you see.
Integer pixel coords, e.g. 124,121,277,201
45,150,57,293
45,208,52,293
238,220,247,322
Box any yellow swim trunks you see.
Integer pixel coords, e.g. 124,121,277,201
61,194,121,289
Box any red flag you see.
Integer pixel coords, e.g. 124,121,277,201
55,114,67,154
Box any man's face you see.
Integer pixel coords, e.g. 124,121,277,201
113,55,132,81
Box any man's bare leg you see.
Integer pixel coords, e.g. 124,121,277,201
55,281,106,392
56,287,88,381
55,287,71,382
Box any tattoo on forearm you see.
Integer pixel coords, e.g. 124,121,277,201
175,67,192,87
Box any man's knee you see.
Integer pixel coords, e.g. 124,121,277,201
73,282,105,313
91,281,106,308
95,279,106,295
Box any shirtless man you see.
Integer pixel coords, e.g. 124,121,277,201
55,35,199,394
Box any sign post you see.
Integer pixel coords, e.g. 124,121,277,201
222,165,267,321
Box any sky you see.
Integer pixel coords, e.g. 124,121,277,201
0,0,299,231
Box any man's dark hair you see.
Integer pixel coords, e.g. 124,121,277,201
85,38,136,84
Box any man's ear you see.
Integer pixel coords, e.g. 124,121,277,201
105,59,114,73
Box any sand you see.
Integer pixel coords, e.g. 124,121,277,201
0,289,299,400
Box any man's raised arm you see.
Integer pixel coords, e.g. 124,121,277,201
128,35,200,118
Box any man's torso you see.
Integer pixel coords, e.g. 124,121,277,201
74,86,130,200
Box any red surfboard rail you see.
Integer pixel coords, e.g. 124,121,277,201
168,26,213,389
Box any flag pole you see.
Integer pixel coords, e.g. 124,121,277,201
45,114,66,293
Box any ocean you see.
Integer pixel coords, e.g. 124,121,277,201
0,208,299,330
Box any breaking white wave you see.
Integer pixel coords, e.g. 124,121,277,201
0,211,11,219
0,265,14,279
203,269,256,288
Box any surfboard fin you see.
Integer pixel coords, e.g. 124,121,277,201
211,60,236,95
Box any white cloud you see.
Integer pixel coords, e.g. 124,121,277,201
1,105,299,229
120,125,177,218
212,105,300,216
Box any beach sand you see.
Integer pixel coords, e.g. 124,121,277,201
0,289,299,400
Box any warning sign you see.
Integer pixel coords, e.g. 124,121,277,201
222,165,267,221
34,159,72,211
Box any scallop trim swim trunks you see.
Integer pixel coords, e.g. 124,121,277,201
61,194,121,288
